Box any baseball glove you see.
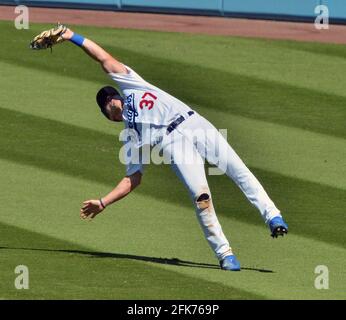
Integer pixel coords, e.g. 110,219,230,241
30,23,67,51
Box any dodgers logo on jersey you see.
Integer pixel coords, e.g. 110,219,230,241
125,93,140,136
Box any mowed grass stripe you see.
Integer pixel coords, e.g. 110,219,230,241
83,27,346,100
1,173,345,301
14,21,346,101
1,58,345,189
2,44,346,139
0,222,263,299
206,110,346,191
1,161,345,299
0,22,345,138
0,158,345,299
1,22,345,299
1,75,345,190
0,107,345,248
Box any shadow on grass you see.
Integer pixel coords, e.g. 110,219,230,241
0,246,273,273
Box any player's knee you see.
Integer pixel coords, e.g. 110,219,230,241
195,191,211,210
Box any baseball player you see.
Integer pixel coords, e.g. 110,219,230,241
30,24,288,271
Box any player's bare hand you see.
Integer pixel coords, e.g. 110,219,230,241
80,200,104,220
61,28,74,40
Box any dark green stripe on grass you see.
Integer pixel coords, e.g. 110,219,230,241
0,22,345,138
0,107,345,248
0,222,263,299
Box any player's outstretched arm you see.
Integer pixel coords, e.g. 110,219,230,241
62,28,127,74
80,171,142,220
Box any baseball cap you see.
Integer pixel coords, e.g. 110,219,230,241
96,86,120,109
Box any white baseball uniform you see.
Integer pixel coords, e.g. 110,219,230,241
109,66,281,260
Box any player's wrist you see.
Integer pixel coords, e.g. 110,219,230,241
99,198,107,209
69,32,85,47
61,28,73,40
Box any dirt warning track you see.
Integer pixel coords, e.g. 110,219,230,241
1,5,346,44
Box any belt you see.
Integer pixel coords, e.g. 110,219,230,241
166,111,194,134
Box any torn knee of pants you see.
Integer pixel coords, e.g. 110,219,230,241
196,193,211,210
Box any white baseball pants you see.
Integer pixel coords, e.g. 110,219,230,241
160,113,281,260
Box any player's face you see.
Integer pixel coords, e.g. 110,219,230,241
105,95,123,122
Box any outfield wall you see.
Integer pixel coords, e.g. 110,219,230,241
1,0,345,23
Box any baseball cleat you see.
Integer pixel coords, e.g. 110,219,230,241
269,216,288,238
220,255,241,271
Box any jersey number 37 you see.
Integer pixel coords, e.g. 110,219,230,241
139,92,157,110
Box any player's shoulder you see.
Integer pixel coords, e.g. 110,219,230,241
122,65,144,80
110,65,151,85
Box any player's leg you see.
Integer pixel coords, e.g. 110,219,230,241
216,135,281,224
160,132,236,264
187,116,285,231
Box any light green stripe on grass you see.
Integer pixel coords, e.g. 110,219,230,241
82,27,346,99
0,20,345,301
1,23,346,138
206,109,346,191
1,103,344,248
0,57,345,191
0,158,345,299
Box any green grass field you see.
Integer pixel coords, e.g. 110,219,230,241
0,20,345,299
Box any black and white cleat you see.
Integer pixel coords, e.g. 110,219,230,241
271,226,288,238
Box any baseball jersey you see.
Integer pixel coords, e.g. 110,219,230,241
108,65,193,176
